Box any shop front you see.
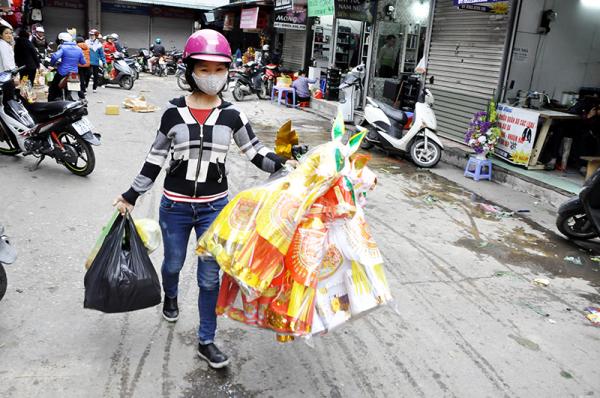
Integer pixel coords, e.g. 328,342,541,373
273,0,308,71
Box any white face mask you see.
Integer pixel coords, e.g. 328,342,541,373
192,72,228,96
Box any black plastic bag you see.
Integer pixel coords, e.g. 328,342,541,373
84,212,161,313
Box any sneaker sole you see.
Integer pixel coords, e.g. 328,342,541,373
197,350,230,369
162,312,179,322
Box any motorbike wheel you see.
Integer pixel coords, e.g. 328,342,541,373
233,83,245,102
0,133,20,156
360,139,374,150
177,73,190,91
119,76,134,90
556,208,599,240
0,264,6,302
132,69,139,81
410,138,441,168
57,130,96,176
256,83,268,100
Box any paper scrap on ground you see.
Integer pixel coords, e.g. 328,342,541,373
122,96,160,113
564,256,583,266
532,278,550,287
584,307,600,326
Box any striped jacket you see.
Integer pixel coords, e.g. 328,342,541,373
122,97,285,204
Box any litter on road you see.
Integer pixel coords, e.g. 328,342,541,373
584,307,600,326
479,203,513,218
533,278,550,287
564,256,583,266
122,96,160,113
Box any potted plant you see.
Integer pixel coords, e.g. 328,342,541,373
465,99,502,159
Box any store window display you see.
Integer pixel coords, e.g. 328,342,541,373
377,34,399,77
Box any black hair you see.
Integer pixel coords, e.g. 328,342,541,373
75,36,84,43
297,69,306,76
0,26,12,37
386,35,396,41
18,28,29,39
184,58,230,93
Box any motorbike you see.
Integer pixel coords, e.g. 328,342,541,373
124,56,141,81
338,64,365,122
137,49,151,73
98,52,135,90
176,63,189,90
556,168,600,240
232,62,268,101
0,67,100,176
0,224,16,302
164,48,182,75
54,71,81,101
361,87,444,168
262,63,280,97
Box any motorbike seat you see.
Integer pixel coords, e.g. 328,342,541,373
376,100,408,124
26,101,79,121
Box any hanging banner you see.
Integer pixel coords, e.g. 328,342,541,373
308,0,334,17
494,104,540,166
453,0,504,4
275,0,294,12
334,0,377,23
458,2,509,14
274,5,307,30
240,7,260,29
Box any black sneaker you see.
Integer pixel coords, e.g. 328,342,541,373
197,343,230,369
162,296,179,322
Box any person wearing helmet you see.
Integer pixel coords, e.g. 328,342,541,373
86,29,105,92
31,26,47,57
103,34,117,78
111,32,123,52
148,37,165,72
48,32,85,101
113,29,296,369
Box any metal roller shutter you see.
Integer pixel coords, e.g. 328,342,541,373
151,17,193,52
101,12,150,51
281,29,307,71
426,0,510,142
44,7,85,41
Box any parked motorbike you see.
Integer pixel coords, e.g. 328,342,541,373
0,225,16,302
361,88,444,168
164,48,182,75
262,63,280,97
338,64,365,122
137,49,151,73
556,168,600,240
176,63,189,91
124,56,141,81
98,52,134,90
232,62,268,101
54,71,81,101
0,67,100,176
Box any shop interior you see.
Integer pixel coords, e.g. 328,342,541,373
500,0,600,191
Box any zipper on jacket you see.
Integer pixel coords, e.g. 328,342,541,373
193,124,204,197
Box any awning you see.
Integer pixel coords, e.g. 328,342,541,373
117,0,229,11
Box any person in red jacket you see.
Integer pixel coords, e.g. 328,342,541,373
103,34,117,78
76,36,90,97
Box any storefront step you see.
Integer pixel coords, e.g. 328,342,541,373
307,98,339,120
440,138,576,208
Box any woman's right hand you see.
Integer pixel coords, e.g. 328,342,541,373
113,195,134,215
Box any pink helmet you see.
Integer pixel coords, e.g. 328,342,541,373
183,29,232,63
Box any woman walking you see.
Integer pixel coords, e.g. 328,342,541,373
113,30,295,369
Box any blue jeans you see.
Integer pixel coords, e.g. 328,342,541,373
159,195,228,344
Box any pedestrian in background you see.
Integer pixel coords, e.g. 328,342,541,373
292,69,317,104
86,30,105,93
0,25,16,73
76,36,90,98
31,26,47,59
14,28,39,83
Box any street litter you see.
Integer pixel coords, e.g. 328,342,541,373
122,96,160,113
493,270,513,277
584,307,600,326
105,105,119,115
564,256,583,266
591,256,600,263
532,278,550,287
516,209,530,213
547,318,556,324
479,203,513,218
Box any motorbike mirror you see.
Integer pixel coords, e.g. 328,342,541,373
429,76,435,85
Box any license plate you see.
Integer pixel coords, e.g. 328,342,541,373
67,82,80,91
72,117,94,135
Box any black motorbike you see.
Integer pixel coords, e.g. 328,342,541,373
0,67,100,176
176,63,189,91
98,52,135,90
556,168,600,240
137,49,151,73
0,225,16,302
232,62,268,101
165,48,182,75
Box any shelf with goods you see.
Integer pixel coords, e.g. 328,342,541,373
312,25,333,68
400,27,420,74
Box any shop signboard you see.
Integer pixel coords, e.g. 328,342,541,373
308,0,334,17
240,7,259,29
453,0,504,4
46,0,85,8
275,0,294,12
101,2,150,15
494,104,540,166
274,6,307,30
457,2,509,14
334,0,377,23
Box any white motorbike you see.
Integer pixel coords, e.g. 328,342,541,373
361,88,444,168
0,225,16,302
338,64,365,123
